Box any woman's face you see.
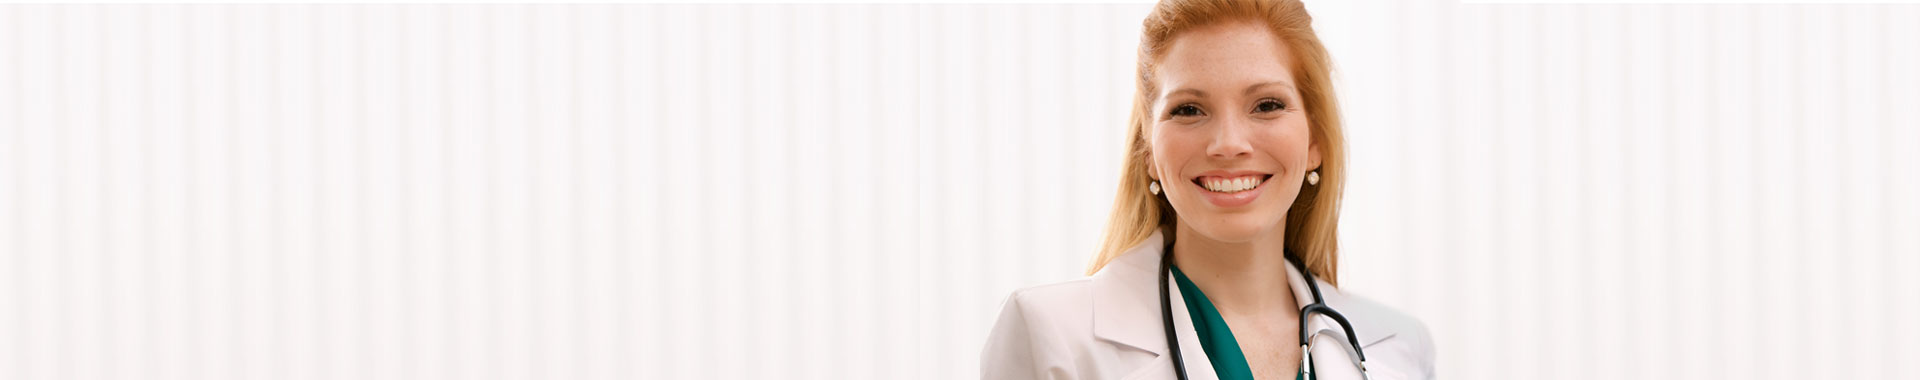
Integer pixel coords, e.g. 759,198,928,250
1148,21,1321,244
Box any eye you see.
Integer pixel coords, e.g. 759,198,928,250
1254,99,1287,113
1168,103,1205,118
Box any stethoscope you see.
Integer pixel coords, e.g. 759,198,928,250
1157,240,1371,380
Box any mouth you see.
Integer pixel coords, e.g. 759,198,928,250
1186,172,1272,208
1190,173,1274,194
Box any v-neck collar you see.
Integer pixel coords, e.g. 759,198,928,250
1170,265,1258,380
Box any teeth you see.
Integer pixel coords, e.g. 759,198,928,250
1201,175,1265,193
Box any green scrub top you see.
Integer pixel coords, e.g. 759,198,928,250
1171,265,1311,380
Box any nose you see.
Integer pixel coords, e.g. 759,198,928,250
1205,116,1254,159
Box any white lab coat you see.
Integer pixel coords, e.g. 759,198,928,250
981,231,1436,380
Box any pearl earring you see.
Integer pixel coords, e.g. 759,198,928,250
1307,170,1320,186
1149,181,1162,195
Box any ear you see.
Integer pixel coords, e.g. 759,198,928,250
1307,138,1323,171
1145,153,1160,181
1141,122,1159,182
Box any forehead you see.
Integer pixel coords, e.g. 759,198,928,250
1154,21,1295,95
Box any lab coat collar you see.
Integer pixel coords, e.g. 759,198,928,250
1287,251,1398,348
1090,230,1220,379
1288,250,1397,379
1089,230,1396,380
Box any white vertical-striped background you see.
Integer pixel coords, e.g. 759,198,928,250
0,3,1914,380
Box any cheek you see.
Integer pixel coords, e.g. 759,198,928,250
1148,126,1200,174
1256,120,1314,164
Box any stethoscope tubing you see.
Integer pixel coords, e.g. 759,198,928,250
1157,241,1370,380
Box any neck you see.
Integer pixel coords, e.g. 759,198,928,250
1169,223,1298,318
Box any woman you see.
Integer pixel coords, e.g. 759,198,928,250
980,1,1435,379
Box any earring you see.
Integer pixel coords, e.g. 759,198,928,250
1149,180,1162,195
1307,170,1320,186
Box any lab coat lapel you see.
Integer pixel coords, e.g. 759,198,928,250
1091,231,1220,380
1285,260,1395,380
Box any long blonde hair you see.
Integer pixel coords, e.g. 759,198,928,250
1085,0,1347,285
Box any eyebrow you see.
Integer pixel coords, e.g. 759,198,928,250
1164,80,1296,100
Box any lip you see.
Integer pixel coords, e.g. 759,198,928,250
1188,170,1273,208
1192,170,1271,178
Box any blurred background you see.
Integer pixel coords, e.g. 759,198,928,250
1,2,1916,379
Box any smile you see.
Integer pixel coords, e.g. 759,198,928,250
1192,174,1271,193
1186,172,1272,208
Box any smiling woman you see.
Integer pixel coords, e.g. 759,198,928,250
980,1,1435,379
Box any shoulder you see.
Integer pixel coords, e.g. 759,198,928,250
1328,290,1437,379
979,233,1172,379
979,278,1097,379
996,278,1098,334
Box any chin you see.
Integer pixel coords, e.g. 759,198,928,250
1182,213,1285,244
